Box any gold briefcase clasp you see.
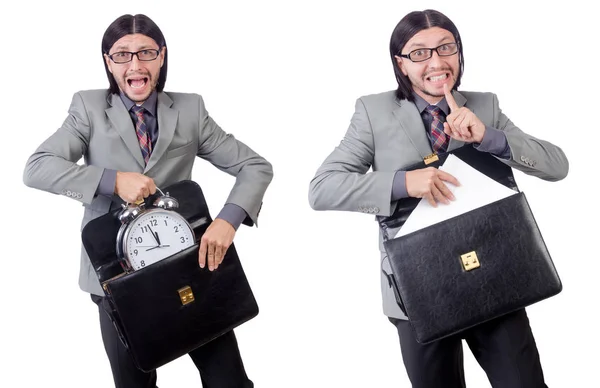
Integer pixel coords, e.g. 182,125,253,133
178,286,195,305
460,251,480,271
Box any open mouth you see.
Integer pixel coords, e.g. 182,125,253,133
127,77,149,89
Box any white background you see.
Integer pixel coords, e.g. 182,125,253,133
1,1,598,387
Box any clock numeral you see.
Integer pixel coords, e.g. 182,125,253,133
180,237,185,243
164,220,168,226
174,226,179,233
150,219,158,227
141,226,148,234
133,249,138,256
140,260,146,267
135,237,143,244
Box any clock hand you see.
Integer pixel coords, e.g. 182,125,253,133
145,244,171,251
147,225,160,245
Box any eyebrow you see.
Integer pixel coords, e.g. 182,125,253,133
112,44,157,52
407,36,455,50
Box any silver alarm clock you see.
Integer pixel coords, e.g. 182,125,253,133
116,188,196,271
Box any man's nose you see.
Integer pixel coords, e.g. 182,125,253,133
129,54,142,70
428,50,444,67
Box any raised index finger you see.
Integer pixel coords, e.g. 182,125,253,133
443,83,459,112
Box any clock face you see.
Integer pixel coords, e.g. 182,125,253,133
123,209,195,271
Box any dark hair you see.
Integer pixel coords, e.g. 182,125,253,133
389,10,464,102
101,14,168,94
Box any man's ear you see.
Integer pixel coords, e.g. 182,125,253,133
104,54,113,74
394,55,408,76
160,46,166,68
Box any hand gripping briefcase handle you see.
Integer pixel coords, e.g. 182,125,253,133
81,180,259,372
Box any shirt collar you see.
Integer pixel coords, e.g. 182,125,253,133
412,92,450,115
119,90,158,116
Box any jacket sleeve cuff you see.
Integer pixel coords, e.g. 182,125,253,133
96,169,117,196
216,203,248,231
391,171,408,201
474,126,511,159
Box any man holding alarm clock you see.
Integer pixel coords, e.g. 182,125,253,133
23,13,272,388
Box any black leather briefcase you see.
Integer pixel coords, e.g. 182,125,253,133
378,146,562,344
81,180,258,372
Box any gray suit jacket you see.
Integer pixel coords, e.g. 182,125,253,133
309,90,568,319
24,90,273,295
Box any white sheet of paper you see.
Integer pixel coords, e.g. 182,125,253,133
395,155,517,238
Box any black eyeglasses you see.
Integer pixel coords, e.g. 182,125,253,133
398,43,458,63
107,49,160,64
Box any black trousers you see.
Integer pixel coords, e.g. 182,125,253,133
390,309,547,388
92,295,253,388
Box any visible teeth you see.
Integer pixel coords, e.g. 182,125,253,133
429,74,447,82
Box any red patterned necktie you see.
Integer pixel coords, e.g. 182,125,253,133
426,104,449,154
131,105,152,164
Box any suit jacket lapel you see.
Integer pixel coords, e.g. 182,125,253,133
447,90,468,152
392,99,432,160
393,90,470,157
145,92,179,173
105,93,145,168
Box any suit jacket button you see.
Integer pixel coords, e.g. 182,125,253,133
66,190,72,196
373,207,380,213
77,193,83,199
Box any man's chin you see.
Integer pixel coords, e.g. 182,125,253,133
126,92,150,103
419,88,444,99
122,87,153,103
